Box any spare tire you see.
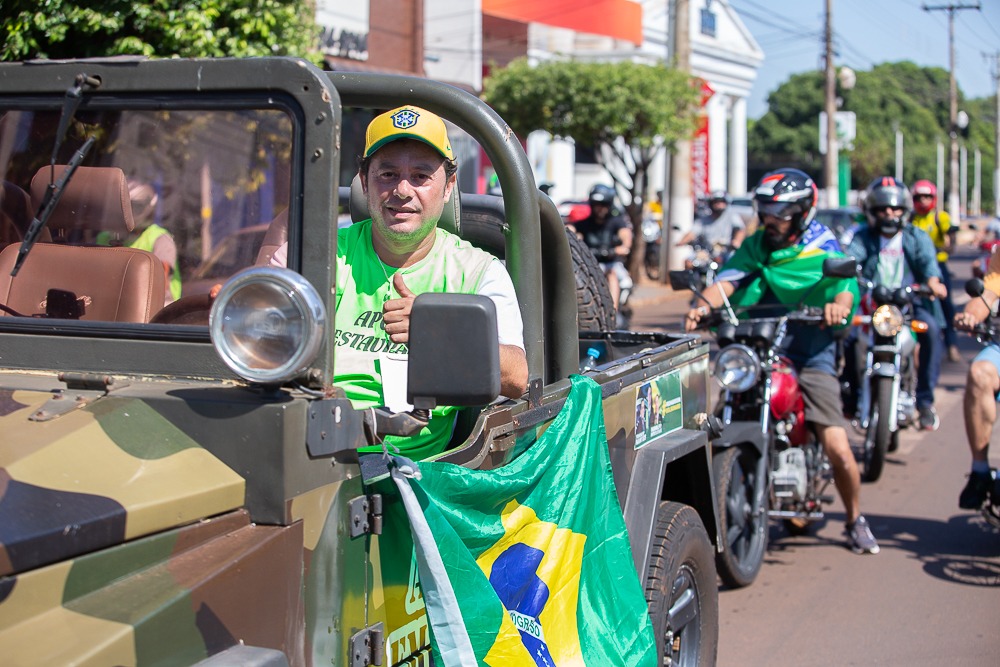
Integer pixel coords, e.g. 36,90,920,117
458,212,616,334
564,227,615,332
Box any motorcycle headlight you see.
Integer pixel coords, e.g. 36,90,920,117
713,344,761,393
872,304,904,337
210,267,327,385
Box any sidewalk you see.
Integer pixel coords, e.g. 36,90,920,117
629,276,687,308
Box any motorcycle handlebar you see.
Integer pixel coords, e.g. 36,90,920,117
694,308,824,330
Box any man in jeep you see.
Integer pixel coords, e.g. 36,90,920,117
272,106,528,459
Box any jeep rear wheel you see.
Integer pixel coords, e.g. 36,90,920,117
645,501,719,667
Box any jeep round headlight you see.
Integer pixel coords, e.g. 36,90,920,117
713,344,761,393
872,304,904,337
210,267,326,384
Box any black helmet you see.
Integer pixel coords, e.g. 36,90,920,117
752,168,817,236
588,184,616,206
708,190,729,205
863,176,912,233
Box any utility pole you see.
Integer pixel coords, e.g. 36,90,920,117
894,121,904,182
936,139,945,212
973,146,981,216
989,51,1000,216
960,143,968,214
823,0,838,208
923,2,981,225
663,0,691,276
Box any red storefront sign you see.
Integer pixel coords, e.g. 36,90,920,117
691,80,714,200
691,116,710,200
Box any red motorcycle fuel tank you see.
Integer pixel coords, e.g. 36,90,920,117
770,357,808,444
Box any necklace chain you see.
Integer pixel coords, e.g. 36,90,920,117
377,255,394,301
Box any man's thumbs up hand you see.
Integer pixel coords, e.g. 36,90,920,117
383,272,416,343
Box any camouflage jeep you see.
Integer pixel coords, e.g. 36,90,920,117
0,57,719,666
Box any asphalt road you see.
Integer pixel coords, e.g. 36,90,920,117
628,250,1000,666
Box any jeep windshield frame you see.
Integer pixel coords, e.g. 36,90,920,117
0,58,551,388
0,57,341,382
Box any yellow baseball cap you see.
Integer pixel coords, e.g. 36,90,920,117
364,106,454,161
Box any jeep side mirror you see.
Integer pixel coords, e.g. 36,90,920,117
407,293,501,409
822,256,858,279
966,278,985,299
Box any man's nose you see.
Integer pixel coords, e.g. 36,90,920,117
394,178,415,198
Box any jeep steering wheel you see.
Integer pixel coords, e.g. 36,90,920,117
149,294,213,325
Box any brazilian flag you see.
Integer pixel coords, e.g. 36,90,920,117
389,375,657,666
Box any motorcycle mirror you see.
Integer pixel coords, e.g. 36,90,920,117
821,256,858,279
669,269,696,292
966,278,985,299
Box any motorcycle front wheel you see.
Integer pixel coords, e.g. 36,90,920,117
712,446,767,588
862,376,894,483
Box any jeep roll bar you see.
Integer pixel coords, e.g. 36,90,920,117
329,72,578,387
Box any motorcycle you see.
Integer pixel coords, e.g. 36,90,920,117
971,239,1000,280
590,244,633,329
960,278,1000,528
641,217,662,280
846,282,931,482
684,241,731,305
671,257,855,588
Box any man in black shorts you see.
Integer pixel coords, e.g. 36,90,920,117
685,168,879,555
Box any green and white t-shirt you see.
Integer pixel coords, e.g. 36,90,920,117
333,220,519,459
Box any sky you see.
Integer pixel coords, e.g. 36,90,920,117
730,0,1000,119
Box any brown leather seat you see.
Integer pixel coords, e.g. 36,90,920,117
29,165,136,242
255,208,288,266
0,180,48,248
0,166,164,322
0,243,165,322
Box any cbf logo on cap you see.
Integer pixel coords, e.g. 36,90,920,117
364,105,455,161
391,108,419,129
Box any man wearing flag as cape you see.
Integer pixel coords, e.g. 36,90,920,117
685,168,880,555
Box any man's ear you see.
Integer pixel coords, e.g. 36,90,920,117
359,171,368,194
443,172,456,202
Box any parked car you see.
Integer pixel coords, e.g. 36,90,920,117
729,194,756,229
557,199,590,224
815,206,864,246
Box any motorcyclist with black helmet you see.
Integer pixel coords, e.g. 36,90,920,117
845,177,947,431
570,184,633,310
685,168,879,554
678,189,745,269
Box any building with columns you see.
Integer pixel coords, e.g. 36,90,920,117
313,0,762,209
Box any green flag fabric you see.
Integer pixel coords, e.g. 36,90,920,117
389,374,657,666
719,221,859,316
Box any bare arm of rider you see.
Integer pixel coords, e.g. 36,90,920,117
927,275,947,299
684,280,737,332
956,290,997,330
824,291,854,327
617,225,633,258
730,226,745,249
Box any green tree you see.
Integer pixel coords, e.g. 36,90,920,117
2,0,320,62
749,61,996,214
483,58,700,270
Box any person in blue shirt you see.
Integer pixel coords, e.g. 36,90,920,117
845,177,947,431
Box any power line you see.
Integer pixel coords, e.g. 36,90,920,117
980,12,1000,42
736,0,820,36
